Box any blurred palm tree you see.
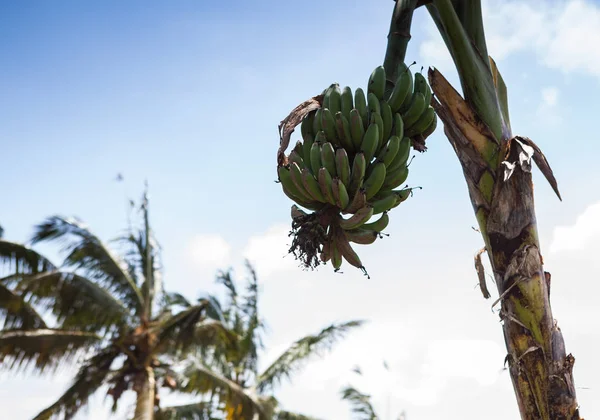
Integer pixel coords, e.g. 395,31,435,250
0,187,235,419
159,264,364,420
340,362,406,420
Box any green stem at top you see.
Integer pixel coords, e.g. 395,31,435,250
383,0,418,96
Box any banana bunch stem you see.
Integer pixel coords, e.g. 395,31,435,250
383,0,418,95
379,1,581,418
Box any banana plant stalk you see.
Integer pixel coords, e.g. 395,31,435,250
383,1,581,419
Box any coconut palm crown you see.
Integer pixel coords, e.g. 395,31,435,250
0,188,235,419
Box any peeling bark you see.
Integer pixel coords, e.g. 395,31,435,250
430,68,581,420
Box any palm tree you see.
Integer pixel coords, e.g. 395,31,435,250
0,188,235,419
159,264,365,420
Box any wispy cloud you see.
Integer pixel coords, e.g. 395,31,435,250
186,233,232,269
550,201,600,253
420,0,600,79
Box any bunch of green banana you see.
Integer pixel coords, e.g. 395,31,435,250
277,63,434,274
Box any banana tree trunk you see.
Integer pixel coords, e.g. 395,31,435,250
133,367,155,420
382,1,582,419
429,68,580,420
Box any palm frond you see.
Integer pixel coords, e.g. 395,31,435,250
17,271,129,332
216,269,239,321
340,385,378,420
156,401,219,420
0,329,100,374
163,292,192,308
30,216,143,314
182,362,266,420
153,301,236,356
0,239,56,275
239,261,264,376
256,320,365,393
32,346,120,420
0,281,47,329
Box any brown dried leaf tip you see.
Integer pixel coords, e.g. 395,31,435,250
277,94,323,167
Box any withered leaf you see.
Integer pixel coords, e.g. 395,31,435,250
277,94,323,167
475,247,491,299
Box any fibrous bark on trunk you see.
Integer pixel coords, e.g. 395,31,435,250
429,68,581,420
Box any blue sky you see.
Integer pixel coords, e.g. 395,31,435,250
2,0,600,419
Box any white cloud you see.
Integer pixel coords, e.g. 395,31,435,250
242,224,298,278
541,87,559,107
270,321,505,409
186,234,231,268
550,201,600,253
420,0,600,78
537,86,562,124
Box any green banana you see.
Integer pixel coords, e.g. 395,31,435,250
322,83,339,108
388,64,413,112
418,111,437,141
334,112,355,151
321,108,338,143
335,148,351,188
335,227,365,269
413,72,432,107
368,66,386,100
302,134,314,171
332,177,350,209
330,233,343,270
381,165,409,191
370,193,399,214
344,228,378,245
354,88,369,128
281,185,323,211
310,140,322,176
363,162,387,200
301,167,326,202
313,108,323,134
289,149,306,169
338,205,374,230
398,67,415,113
318,167,336,206
348,153,366,195
380,100,393,141
341,86,354,119
402,92,427,129
289,162,313,202
278,166,308,203
370,112,385,154
345,188,367,214
329,84,342,115
293,140,304,158
320,142,337,177
405,106,436,138
393,113,404,138
377,135,401,167
367,92,381,117
360,123,379,164
391,188,412,209
349,109,365,150
301,112,315,144
362,212,389,232
388,136,411,172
